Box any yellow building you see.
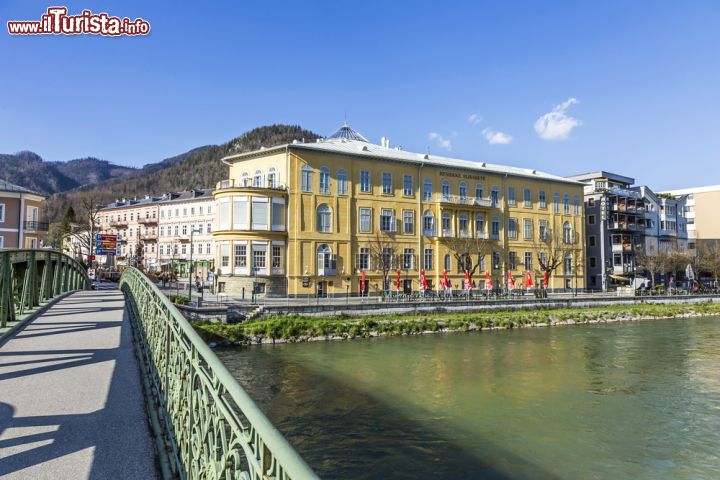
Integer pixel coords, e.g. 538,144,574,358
213,125,585,297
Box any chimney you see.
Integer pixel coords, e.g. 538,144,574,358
380,137,390,148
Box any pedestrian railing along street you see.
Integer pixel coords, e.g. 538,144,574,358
119,267,318,480
0,249,90,329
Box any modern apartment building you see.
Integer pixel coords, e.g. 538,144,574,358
661,185,720,250
213,124,586,297
568,172,688,291
157,189,215,279
0,179,48,249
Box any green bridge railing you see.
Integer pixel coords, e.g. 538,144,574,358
119,267,319,480
0,249,90,329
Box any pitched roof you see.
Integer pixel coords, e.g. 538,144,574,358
0,178,45,196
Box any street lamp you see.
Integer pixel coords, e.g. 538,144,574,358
189,227,201,305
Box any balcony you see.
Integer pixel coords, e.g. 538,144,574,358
139,217,158,225
175,235,190,243
215,179,287,192
422,228,437,237
24,221,49,232
435,194,493,207
141,234,158,242
508,231,518,240
110,220,128,227
441,229,454,238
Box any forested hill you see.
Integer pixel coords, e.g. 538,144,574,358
43,124,321,223
0,152,136,195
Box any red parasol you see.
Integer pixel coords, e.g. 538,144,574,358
526,271,534,289
361,270,366,294
420,269,429,291
485,271,493,290
396,269,402,292
508,271,515,290
442,270,450,291
543,270,548,289
464,270,472,290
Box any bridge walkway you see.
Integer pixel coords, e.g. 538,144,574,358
0,289,158,479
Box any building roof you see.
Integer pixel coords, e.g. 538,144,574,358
223,125,582,186
326,123,369,142
661,185,720,196
0,178,45,196
566,171,635,186
99,189,214,211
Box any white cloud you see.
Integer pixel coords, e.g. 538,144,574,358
534,97,581,141
467,113,482,125
429,132,452,151
482,128,512,145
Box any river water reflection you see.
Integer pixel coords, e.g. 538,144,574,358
216,317,720,479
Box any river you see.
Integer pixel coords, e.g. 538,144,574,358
215,317,720,479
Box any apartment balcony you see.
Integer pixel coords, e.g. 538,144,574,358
138,217,158,225
435,194,493,208
110,220,128,227
441,229,454,238
175,235,190,243
476,232,490,240
422,228,437,237
612,243,634,252
508,231,518,240
141,234,158,242
23,221,49,232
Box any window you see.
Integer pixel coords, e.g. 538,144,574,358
402,248,414,269
574,195,580,214
207,223,212,233
475,214,485,237
241,172,250,187
0,236,4,248
181,244,187,255
475,183,484,199
444,254,451,271
442,212,452,235
403,210,415,234
198,224,203,234
564,194,570,214
337,169,348,195
423,178,432,201
563,222,573,243
588,198,595,207
252,246,267,270
183,208,188,217
589,257,597,268
524,252,532,271
206,243,211,254
251,197,269,230
564,252,573,275
317,244,334,275
589,236,596,247
267,168,277,188
588,215,596,225
424,248,434,270
492,251,501,270
491,186,499,207
358,247,370,270
233,196,248,230
182,224,187,235
491,216,500,239
253,170,263,187
539,220,548,240
459,182,468,199
524,219,533,240
442,180,450,197
234,244,247,268
191,207,195,216
359,207,372,233
272,198,285,231
523,188,532,207
220,243,230,271
272,245,282,269
459,213,469,235
422,211,435,236
317,204,332,233
301,165,313,192
508,218,518,239
508,187,516,205
382,172,393,194
380,209,395,232
403,175,413,196
381,247,394,270
554,193,560,213
509,251,517,270
539,190,547,209
319,167,330,193
360,171,371,193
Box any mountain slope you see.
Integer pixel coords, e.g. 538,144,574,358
0,151,136,195
43,124,321,223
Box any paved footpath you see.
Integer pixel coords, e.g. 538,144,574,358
0,290,158,479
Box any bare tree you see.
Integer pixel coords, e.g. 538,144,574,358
635,246,669,288
442,234,495,280
72,196,103,260
366,232,399,291
532,225,564,285
700,242,720,287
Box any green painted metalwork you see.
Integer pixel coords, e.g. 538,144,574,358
0,249,90,329
119,267,319,480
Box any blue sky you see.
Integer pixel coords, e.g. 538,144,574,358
1,0,719,190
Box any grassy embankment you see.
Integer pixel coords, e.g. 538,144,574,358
193,302,720,346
